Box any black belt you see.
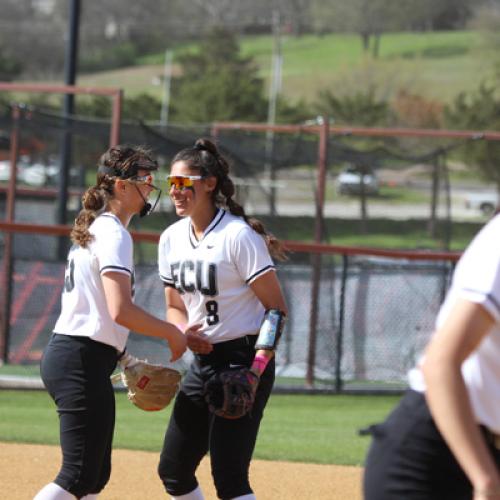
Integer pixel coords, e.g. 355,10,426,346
211,334,257,351
196,335,257,359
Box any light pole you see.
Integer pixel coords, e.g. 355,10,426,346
160,49,173,129
264,9,283,216
57,0,80,258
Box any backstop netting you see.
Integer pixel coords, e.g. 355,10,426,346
0,103,484,231
0,103,481,392
0,230,456,392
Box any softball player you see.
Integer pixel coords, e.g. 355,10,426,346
157,138,288,500
363,213,500,500
34,145,186,500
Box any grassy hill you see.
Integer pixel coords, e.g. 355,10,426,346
78,30,495,105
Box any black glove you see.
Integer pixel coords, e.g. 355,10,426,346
204,367,260,419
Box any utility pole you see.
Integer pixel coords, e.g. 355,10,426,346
264,9,282,215
57,0,80,259
160,49,173,129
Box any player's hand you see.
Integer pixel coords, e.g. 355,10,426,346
186,324,213,354
167,326,188,362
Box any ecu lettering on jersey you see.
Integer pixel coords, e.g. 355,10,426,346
158,209,276,343
170,260,218,296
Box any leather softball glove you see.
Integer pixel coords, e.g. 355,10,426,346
204,367,260,419
112,353,181,411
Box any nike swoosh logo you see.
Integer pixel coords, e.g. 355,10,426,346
207,244,214,249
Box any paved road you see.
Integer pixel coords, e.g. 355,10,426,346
240,177,492,221
245,196,487,221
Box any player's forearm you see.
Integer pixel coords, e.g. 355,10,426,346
166,306,188,330
423,359,500,491
250,349,274,377
113,303,181,341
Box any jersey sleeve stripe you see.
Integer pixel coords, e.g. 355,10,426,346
100,265,131,275
461,287,500,317
160,273,174,284
245,265,275,284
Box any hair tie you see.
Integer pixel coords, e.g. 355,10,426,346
193,143,206,152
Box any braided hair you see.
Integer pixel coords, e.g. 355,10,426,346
171,138,287,261
71,145,158,247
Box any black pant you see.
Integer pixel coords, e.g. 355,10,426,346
363,389,500,500
158,335,275,500
40,333,119,498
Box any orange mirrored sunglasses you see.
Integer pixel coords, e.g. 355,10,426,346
166,175,204,191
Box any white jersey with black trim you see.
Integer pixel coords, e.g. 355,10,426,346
158,208,275,343
409,213,500,433
53,212,134,352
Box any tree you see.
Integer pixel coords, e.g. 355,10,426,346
169,28,268,123
310,0,477,56
311,0,407,57
392,91,443,129
0,47,22,81
276,96,313,124
314,87,389,231
391,91,445,239
274,0,312,36
315,86,389,126
445,81,500,194
0,0,64,77
469,1,500,53
75,94,161,122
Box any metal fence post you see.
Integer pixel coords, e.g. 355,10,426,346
306,117,329,387
0,105,20,364
110,90,122,147
335,254,349,393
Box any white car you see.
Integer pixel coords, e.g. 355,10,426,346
22,162,59,187
464,192,498,216
0,157,31,183
337,166,379,195
0,158,59,187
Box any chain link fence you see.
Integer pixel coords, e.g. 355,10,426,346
0,230,457,392
0,103,480,392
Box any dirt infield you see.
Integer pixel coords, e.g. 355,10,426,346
1,442,362,499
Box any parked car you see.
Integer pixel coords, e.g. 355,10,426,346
22,162,59,187
464,191,499,216
0,157,68,187
0,156,31,183
336,165,379,195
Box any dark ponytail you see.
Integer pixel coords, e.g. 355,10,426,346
172,138,287,261
70,177,114,247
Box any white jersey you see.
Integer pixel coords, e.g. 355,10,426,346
158,208,275,343
409,213,500,433
53,212,134,352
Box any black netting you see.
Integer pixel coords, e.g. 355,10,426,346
0,104,481,390
1,236,455,392
0,104,477,231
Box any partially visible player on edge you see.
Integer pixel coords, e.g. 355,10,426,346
157,138,288,500
363,212,500,500
34,145,187,500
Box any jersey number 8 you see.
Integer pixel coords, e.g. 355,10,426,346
205,300,219,326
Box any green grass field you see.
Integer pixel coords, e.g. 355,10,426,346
0,390,400,465
79,31,495,105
